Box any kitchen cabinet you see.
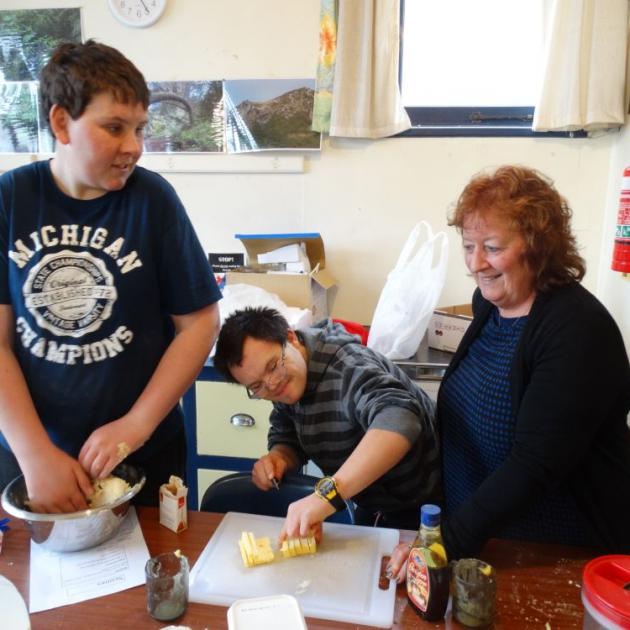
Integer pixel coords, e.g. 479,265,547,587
182,365,272,509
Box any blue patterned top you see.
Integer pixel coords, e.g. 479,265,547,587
441,308,591,546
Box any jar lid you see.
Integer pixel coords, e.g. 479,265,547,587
582,555,630,625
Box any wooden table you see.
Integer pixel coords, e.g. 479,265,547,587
0,506,592,629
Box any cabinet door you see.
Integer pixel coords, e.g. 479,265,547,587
195,381,272,458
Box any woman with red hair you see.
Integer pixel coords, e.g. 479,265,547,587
387,165,630,578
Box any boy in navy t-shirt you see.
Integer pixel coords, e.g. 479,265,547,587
0,40,221,512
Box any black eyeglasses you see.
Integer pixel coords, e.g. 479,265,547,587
246,345,287,399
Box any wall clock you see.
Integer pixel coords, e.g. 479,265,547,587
108,0,168,28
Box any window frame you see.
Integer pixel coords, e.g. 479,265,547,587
397,1,585,138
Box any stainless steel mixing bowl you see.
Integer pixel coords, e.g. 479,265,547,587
1,462,145,552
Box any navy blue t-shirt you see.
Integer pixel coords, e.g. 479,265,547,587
0,161,221,459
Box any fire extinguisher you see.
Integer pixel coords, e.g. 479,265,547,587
611,166,630,272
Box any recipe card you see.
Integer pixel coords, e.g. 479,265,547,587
29,507,150,613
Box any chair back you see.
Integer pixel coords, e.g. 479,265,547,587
200,471,355,525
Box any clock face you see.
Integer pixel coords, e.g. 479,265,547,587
108,0,167,28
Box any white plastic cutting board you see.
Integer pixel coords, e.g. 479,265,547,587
189,512,399,628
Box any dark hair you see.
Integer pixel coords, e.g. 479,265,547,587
448,164,586,292
214,307,290,383
40,39,149,130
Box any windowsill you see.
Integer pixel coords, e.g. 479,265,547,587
396,126,587,138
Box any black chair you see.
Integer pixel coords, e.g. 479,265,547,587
200,471,355,525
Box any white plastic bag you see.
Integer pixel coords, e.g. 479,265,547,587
368,221,449,359
209,283,313,357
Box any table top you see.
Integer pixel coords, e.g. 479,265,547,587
0,506,592,629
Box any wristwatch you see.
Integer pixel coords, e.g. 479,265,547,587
314,476,347,512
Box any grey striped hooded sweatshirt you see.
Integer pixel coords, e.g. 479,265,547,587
268,320,441,513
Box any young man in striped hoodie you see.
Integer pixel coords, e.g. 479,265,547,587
214,306,439,542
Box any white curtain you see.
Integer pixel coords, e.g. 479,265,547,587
533,0,629,133
329,0,411,138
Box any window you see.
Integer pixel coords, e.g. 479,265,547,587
399,0,583,137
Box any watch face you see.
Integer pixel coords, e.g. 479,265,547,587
316,477,336,499
108,0,167,28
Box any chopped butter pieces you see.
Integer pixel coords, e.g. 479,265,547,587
280,535,316,558
238,531,275,567
237,531,317,568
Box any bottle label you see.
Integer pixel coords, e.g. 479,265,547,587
407,547,430,612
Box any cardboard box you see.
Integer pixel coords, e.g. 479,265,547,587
427,304,473,352
226,233,337,321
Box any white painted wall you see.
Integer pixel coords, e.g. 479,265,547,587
2,0,623,330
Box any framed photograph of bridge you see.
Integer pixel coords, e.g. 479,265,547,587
145,80,225,153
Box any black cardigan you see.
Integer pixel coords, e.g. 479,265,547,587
440,282,630,558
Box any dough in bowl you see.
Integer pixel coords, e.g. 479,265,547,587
89,475,131,508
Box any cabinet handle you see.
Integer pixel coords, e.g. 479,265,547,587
230,413,256,427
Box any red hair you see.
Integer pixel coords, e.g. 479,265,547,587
449,165,585,292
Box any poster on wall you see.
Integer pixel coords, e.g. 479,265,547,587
0,81,38,153
224,79,321,153
145,80,225,153
0,9,320,157
0,8,81,153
